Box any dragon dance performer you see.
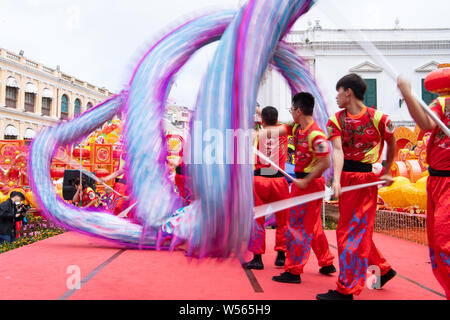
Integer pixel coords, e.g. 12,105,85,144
171,140,193,207
271,92,336,284
397,64,450,299
317,74,397,300
243,106,290,270
101,153,131,218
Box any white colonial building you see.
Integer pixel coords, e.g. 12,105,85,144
0,47,113,140
258,24,450,126
164,104,192,137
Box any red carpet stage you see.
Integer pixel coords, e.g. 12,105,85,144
0,230,445,300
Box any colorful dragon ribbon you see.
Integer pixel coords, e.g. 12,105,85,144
29,0,328,258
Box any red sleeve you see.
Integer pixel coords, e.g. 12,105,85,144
88,190,96,201
284,124,293,136
312,134,330,157
378,113,395,141
326,118,341,141
430,98,443,118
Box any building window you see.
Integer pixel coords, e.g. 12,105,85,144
4,125,19,140
363,79,377,109
74,98,81,116
25,92,36,112
24,128,36,140
42,97,52,116
422,79,439,105
6,86,18,108
61,94,69,119
87,102,93,109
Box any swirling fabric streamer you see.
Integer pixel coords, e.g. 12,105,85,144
29,0,325,257
188,0,317,258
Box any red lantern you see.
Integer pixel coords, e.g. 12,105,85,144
424,63,450,94
113,150,121,159
50,167,65,178
72,148,90,158
94,168,109,178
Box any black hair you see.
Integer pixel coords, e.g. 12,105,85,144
336,73,367,101
10,191,25,201
292,92,315,116
261,106,278,126
73,177,89,189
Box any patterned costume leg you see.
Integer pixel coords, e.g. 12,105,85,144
272,177,290,252
248,176,268,255
427,176,450,299
285,178,325,275
249,176,290,255
336,171,391,296
311,215,335,267
368,239,392,276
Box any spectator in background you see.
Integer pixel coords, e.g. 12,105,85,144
72,177,97,208
0,191,27,244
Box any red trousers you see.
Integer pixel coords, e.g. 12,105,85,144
249,176,290,255
336,171,391,296
285,177,335,275
174,173,193,206
113,182,132,218
427,176,450,299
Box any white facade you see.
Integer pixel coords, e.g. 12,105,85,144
258,27,450,125
0,47,113,140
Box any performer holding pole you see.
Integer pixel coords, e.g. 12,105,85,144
101,153,130,217
243,106,290,270
317,74,397,300
252,94,336,281
271,92,336,284
397,64,450,299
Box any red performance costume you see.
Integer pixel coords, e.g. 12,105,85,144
172,142,193,206
111,155,133,219
284,121,334,275
249,126,290,256
174,164,192,206
327,106,394,296
425,96,450,299
74,186,96,207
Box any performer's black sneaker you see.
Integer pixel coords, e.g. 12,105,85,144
379,268,397,288
272,272,301,283
243,255,264,270
319,264,337,275
316,290,353,301
274,251,285,267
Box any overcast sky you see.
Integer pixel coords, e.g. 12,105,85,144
1,0,449,108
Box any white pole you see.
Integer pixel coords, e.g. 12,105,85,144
254,181,384,219
324,0,450,139
253,147,296,181
322,194,326,229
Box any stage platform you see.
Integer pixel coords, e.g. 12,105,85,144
0,229,445,300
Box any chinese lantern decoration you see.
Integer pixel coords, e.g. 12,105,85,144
424,63,450,94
